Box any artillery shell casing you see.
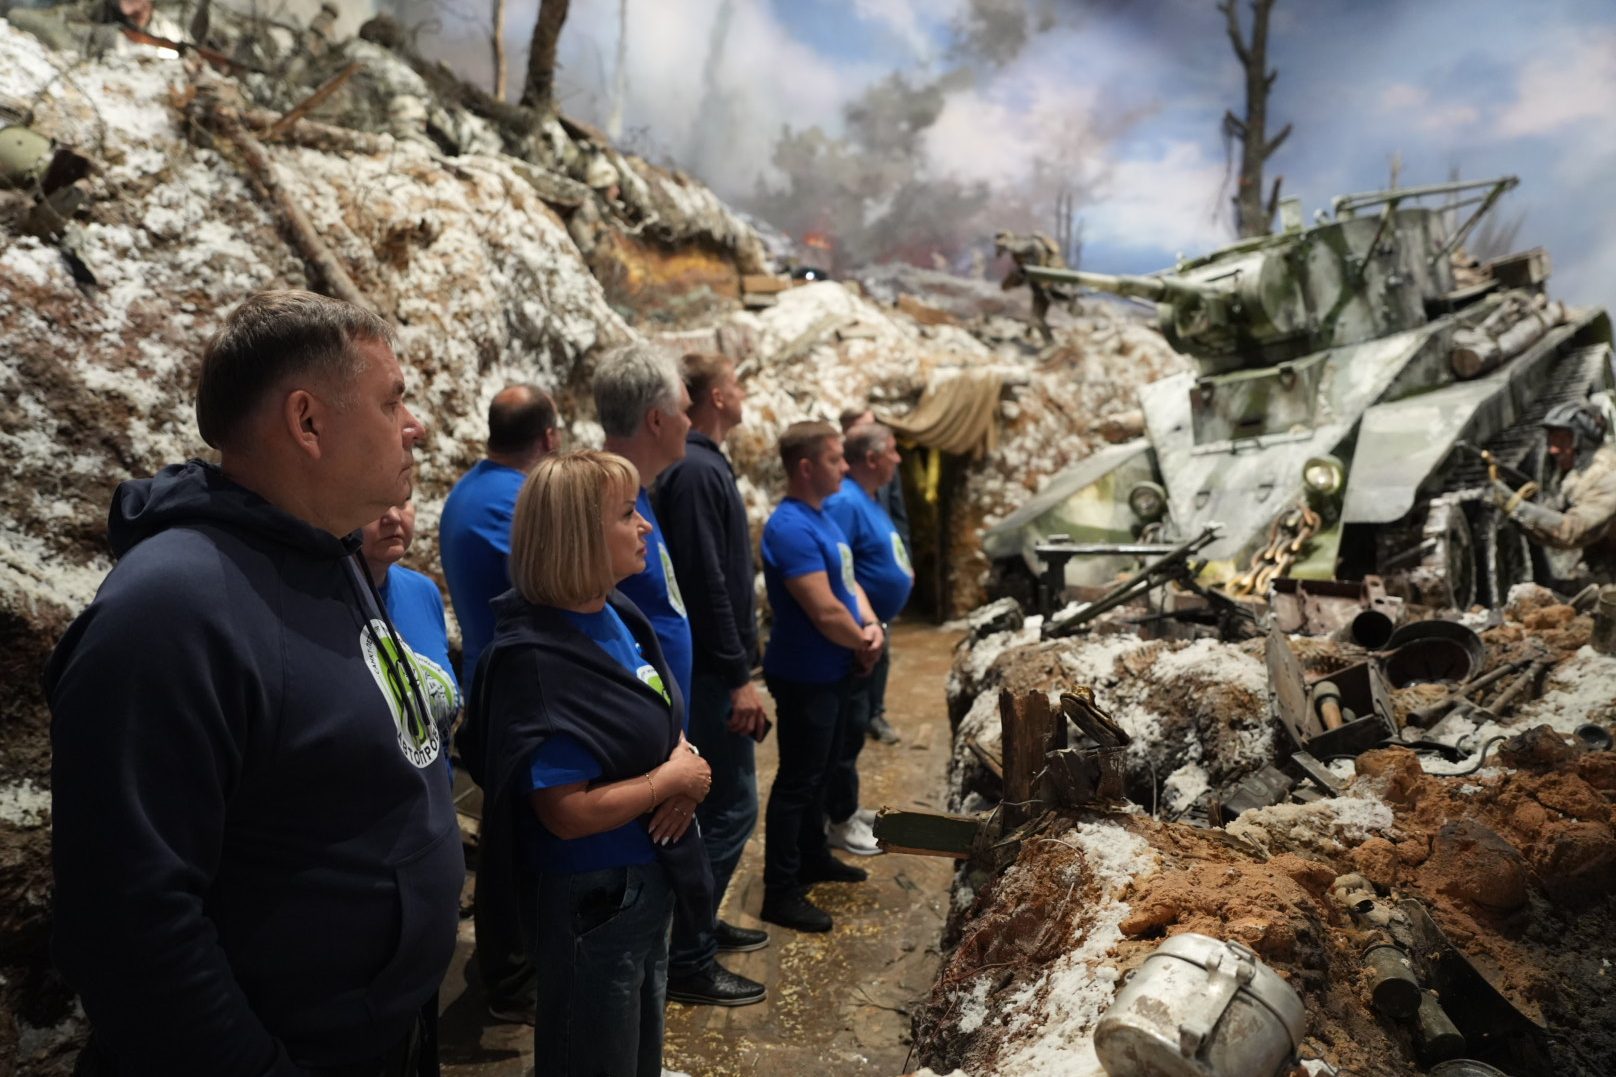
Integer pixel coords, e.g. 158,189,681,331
1363,945,1421,1017
1414,991,1465,1064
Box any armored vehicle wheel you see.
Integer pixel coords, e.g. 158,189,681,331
1467,502,1534,608
1401,501,1477,611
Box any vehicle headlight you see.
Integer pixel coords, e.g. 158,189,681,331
1127,481,1168,522
1302,455,1346,497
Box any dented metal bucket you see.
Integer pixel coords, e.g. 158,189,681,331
1094,934,1305,1077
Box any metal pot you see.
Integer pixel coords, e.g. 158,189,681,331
1094,933,1305,1077
1429,1061,1511,1077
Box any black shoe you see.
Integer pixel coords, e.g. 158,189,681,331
868,714,901,744
666,962,767,1007
715,919,769,953
800,855,868,884
486,999,535,1026
761,893,833,933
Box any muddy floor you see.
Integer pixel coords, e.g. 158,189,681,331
438,621,964,1076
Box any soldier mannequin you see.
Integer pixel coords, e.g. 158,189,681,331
995,230,1073,345
1494,400,1616,579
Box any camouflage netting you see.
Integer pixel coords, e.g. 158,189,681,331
0,16,1184,1070
921,587,1616,1075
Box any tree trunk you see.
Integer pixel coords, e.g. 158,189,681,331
1221,0,1291,238
490,0,508,102
520,0,571,114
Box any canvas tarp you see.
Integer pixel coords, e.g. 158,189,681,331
882,368,1003,459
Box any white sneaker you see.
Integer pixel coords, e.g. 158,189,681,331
853,807,877,828
828,814,883,856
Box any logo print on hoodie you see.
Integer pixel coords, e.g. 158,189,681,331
359,620,444,769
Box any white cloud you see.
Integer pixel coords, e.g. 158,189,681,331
1495,30,1616,139
1377,81,1479,133
1085,140,1231,257
852,0,962,62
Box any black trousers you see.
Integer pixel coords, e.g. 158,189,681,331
472,798,537,1011
762,674,851,901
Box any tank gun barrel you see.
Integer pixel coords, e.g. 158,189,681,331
1021,265,1220,304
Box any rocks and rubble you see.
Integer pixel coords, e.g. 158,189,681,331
915,584,1616,1075
0,12,1185,1069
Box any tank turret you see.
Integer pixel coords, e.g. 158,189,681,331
1027,176,1521,377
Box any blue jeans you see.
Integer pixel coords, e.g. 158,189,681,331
763,675,851,901
532,862,673,1077
668,670,758,976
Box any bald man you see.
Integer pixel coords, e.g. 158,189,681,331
439,383,559,1024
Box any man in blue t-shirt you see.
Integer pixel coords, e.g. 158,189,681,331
440,385,560,680
438,384,558,1024
597,346,696,710
759,421,885,935
839,405,909,746
595,345,769,1007
823,422,913,857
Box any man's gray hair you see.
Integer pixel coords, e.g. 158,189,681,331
593,344,682,438
196,290,396,450
845,421,893,464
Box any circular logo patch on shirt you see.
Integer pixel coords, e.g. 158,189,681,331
637,663,671,705
359,620,444,769
892,531,914,578
661,543,687,618
838,542,857,595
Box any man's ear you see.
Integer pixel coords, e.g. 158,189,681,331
284,389,324,460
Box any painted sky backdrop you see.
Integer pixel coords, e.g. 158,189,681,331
451,0,1616,304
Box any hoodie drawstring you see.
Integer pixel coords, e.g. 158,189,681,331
345,552,435,750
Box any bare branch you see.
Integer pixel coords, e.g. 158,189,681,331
1222,109,1247,140
1218,0,1251,66
1263,122,1292,160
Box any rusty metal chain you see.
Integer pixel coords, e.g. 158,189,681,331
1225,502,1322,597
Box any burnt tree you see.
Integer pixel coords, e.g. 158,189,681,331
490,0,508,101
1220,0,1291,237
520,0,571,114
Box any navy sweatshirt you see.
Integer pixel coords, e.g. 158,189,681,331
46,461,463,1075
459,590,715,938
653,431,758,689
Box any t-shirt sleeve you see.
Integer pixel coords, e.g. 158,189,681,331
766,517,830,581
528,732,604,790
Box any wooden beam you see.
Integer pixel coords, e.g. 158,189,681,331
870,808,982,859
1000,689,1061,827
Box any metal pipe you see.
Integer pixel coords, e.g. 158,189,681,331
1363,944,1422,1018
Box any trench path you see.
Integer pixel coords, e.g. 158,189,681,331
439,621,963,1076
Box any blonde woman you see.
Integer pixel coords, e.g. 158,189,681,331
459,450,714,1077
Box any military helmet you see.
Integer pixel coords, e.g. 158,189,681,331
1540,400,1606,452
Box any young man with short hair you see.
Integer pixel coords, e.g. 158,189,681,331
823,422,914,856
656,352,773,1003
758,421,884,933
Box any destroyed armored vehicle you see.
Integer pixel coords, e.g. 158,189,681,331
984,176,1615,612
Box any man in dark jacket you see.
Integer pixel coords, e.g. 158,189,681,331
47,290,462,1076
655,352,772,1003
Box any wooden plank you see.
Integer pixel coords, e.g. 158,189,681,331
965,734,1003,780
1000,689,1059,827
871,808,981,859
741,273,790,294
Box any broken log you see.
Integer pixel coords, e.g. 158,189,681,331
870,808,982,859
266,62,362,140
1000,689,1062,827
206,102,376,313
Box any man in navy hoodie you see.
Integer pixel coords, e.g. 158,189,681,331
47,290,463,1076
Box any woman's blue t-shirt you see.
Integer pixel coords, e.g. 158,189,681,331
522,603,663,873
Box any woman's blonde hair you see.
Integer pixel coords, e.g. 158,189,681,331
509,450,641,607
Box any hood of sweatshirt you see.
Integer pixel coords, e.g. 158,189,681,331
108,459,356,561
